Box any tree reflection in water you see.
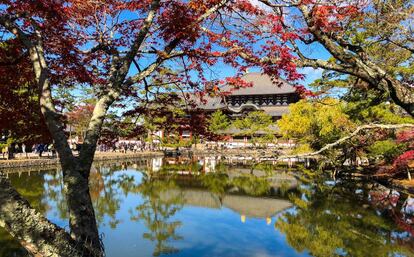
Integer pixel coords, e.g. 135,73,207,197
132,176,184,256
2,159,414,257
42,161,186,257
1,171,50,257
275,172,414,257
200,172,229,197
43,164,125,229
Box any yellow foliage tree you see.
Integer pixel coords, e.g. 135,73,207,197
277,98,355,152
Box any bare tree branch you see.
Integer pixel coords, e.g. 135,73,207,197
125,0,231,87
277,123,414,160
120,0,161,74
79,0,161,163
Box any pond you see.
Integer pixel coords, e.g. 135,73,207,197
1,155,413,257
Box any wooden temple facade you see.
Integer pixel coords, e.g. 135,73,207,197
151,72,301,142
178,72,301,140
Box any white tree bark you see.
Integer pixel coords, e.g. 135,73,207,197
276,123,414,160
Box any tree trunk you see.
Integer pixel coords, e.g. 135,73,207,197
384,77,414,117
25,38,105,256
0,8,158,257
59,153,103,257
292,4,414,118
0,172,96,257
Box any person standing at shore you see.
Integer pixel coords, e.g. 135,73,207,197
50,143,56,158
1,146,6,159
22,143,26,157
37,144,44,157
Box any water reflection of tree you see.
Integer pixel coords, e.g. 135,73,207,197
9,172,50,213
0,172,50,257
231,175,270,196
132,177,184,256
43,165,127,229
158,162,202,174
201,172,229,197
90,165,122,228
43,170,68,220
276,175,413,257
0,228,30,257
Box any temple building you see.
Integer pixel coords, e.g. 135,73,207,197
194,72,301,120
176,72,301,140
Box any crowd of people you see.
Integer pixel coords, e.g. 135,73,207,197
1,143,56,159
0,140,161,160
96,141,159,153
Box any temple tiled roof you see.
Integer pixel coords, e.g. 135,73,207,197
186,95,225,110
182,73,297,116
220,72,297,95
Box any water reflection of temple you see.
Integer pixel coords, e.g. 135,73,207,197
147,156,298,190
5,156,297,224
150,157,163,172
160,188,292,221
140,156,298,223
87,158,296,224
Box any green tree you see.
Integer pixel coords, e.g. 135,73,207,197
233,111,275,143
277,96,414,169
207,110,230,135
132,179,184,256
367,140,407,164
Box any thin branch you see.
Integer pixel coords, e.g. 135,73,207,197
259,0,300,8
133,58,150,103
387,38,414,54
0,14,33,48
121,0,161,68
125,0,230,87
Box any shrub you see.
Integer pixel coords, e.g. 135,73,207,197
367,140,407,163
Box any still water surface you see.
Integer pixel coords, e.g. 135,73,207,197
1,156,413,257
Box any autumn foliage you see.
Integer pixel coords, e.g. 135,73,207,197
66,104,95,140
0,1,413,256
392,130,414,172
0,0,382,133
0,43,51,143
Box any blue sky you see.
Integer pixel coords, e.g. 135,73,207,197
69,2,335,109
119,3,334,89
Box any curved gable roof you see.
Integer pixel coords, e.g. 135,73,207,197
222,72,297,95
